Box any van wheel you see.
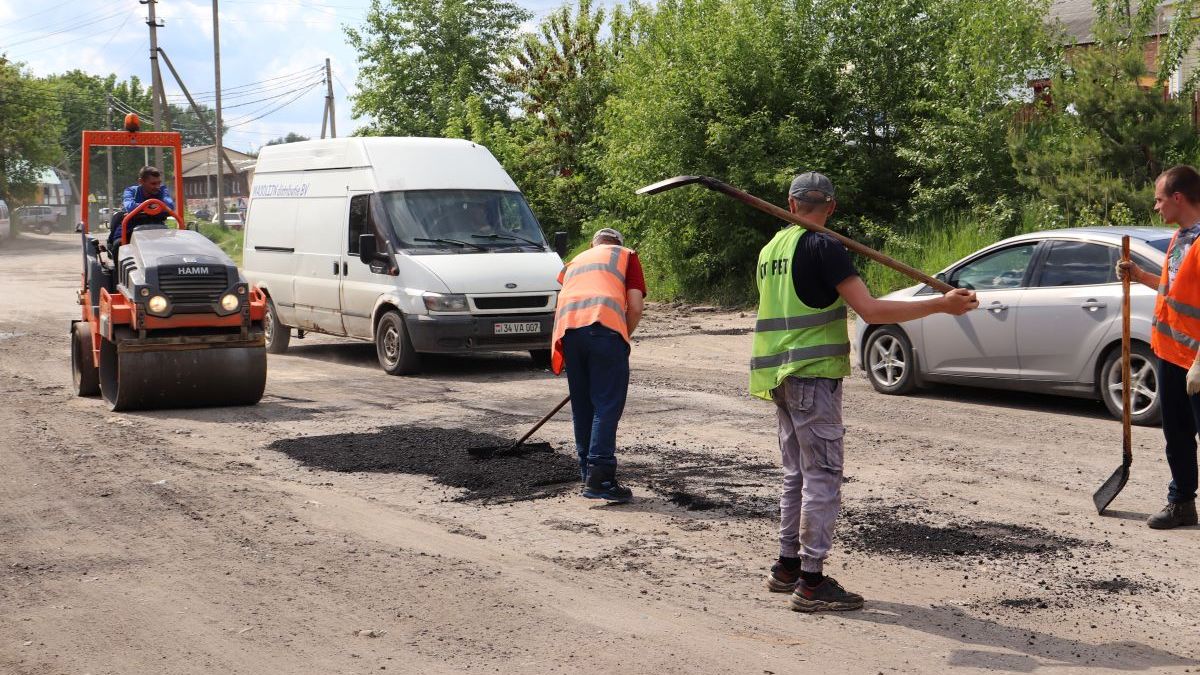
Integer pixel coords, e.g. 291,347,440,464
263,297,290,354
376,310,420,375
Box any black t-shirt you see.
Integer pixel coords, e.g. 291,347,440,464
791,231,859,309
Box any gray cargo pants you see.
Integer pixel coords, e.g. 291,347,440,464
771,376,845,573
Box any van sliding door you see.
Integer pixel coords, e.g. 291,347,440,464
292,196,346,335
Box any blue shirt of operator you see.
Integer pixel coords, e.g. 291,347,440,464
108,184,175,246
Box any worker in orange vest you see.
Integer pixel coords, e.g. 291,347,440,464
550,227,647,503
1119,165,1200,529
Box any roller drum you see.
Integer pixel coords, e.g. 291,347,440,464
99,338,266,411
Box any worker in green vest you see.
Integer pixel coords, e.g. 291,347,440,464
757,172,978,612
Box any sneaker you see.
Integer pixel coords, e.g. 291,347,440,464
582,465,632,503
789,576,864,612
1147,501,1198,530
766,559,802,593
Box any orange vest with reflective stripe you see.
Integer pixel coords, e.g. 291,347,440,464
550,245,632,374
1152,230,1200,368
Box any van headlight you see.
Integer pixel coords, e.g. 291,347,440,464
148,295,169,314
220,293,240,311
423,293,468,312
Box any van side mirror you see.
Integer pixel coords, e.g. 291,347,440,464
358,233,380,264
554,231,569,258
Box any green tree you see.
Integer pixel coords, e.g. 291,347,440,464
1010,0,1200,222
0,61,66,205
346,0,530,136
265,132,311,146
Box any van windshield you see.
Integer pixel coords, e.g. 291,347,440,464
376,190,547,253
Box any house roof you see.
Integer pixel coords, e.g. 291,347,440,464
1049,0,1173,44
180,145,256,178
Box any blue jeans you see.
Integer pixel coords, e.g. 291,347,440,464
1157,359,1200,503
562,323,630,480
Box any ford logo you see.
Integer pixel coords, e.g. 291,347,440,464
505,282,517,289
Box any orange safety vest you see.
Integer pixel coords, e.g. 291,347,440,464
550,244,632,374
1152,230,1200,369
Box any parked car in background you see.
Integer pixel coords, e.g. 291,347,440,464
0,199,10,240
855,227,1171,425
219,213,244,230
194,207,213,221
15,205,66,234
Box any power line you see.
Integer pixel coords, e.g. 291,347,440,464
0,5,65,29
164,66,325,103
1,9,127,50
228,84,321,128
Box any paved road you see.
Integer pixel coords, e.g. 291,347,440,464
1,231,1197,673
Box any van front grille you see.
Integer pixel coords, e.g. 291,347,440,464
473,295,550,310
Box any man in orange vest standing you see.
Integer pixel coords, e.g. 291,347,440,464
1119,165,1200,529
551,227,647,503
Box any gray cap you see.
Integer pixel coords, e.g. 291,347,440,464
592,227,624,245
789,172,835,203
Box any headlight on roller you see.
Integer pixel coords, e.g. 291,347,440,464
220,293,240,312
422,293,468,312
148,295,168,314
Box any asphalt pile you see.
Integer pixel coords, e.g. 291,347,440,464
270,425,579,502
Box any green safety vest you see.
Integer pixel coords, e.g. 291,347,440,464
749,225,851,400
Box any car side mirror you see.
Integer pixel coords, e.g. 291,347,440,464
554,231,569,258
935,272,947,282
358,233,380,264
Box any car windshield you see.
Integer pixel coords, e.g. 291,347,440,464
375,190,547,253
1147,237,1171,253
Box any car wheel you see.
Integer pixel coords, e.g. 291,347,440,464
1100,343,1161,426
864,325,918,395
39,223,51,235
263,296,291,354
375,310,420,375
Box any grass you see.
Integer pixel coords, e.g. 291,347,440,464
195,220,245,266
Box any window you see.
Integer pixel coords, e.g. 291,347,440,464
1035,240,1116,287
949,243,1037,291
374,189,547,252
348,194,369,254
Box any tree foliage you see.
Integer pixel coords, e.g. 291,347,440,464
266,132,312,146
0,61,65,205
346,0,530,136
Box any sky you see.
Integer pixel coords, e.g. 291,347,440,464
0,0,569,154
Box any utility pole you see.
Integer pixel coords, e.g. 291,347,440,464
106,96,114,210
212,0,224,222
158,48,238,176
143,0,165,170
325,58,336,138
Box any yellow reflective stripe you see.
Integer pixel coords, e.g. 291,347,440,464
563,247,625,284
556,296,626,318
1153,317,1200,350
755,306,847,333
749,343,850,370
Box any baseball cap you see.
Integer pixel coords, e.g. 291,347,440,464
592,227,624,245
789,172,835,203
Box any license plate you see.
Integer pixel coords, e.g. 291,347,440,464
494,321,541,335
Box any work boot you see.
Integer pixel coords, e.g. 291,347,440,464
582,464,632,503
1147,501,1198,530
766,557,802,593
789,576,864,613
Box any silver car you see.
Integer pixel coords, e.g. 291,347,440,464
855,227,1173,425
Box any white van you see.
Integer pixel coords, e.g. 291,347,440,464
0,199,10,240
243,137,567,374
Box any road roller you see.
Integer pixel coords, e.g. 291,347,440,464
71,115,267,411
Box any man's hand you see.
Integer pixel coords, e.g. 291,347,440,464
1115,260,1141,283
1187,355,1200,396
939,288,978,316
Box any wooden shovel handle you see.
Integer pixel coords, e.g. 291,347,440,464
1122,236,1132,465
699,178,956,293
512,394,572,449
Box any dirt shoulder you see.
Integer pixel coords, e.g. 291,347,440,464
1,233,1197,674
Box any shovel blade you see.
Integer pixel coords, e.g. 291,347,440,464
466,441,554,460
1093,463,1130,514
636,175,705,195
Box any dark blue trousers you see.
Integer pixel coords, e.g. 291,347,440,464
1157,359,1200,503
561,323,630,480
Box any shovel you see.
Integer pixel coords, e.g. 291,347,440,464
636,175,955,293
467,394,571,459
1093,236,1133,514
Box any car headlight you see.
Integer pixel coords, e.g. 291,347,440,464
148,295,168,313
423,293,468,312
220,293,240,312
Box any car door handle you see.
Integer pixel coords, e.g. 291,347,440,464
987,302,1008,312
333,261,340,275
1080,299,1106,311
342,261,348,276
